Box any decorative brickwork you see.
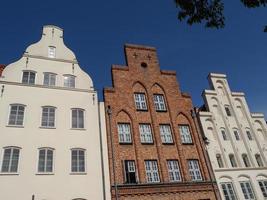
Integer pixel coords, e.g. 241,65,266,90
0,65,5,76
104,44,219,199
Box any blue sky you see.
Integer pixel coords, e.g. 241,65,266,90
0,1,267,116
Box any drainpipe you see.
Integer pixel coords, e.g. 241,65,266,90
107,106,119,200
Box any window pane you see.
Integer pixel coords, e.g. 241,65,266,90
160,125,173,143
179,125,192,144
117,123,131,143
64,75,75,88
153,94,166,111
134,93,147,110
8,105,25,126
139,124,153,143
187,160,202,181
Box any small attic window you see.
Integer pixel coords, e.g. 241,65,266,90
141,62,147,68
48,46,56,58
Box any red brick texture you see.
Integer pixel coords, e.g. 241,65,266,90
0,65,5,76
104,44,219,199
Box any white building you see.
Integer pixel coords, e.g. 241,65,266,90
198,73,267,200
0,25,110,200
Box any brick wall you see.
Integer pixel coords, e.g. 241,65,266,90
104,44,219,199
0,65,5,76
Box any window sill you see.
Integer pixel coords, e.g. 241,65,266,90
70,128,86,131
69,172,87,175
181,143,194,145
0,172,19,175
162,142,174,145
36,173,54,175
136,109,148,112
155,110,167,113
6,125,24,128
39,126,56,129
119,142,133,145
141,142,154,145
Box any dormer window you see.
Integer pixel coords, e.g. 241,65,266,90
48,46,56,58
64,75,75,88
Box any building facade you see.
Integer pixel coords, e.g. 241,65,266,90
198,73,267,200
0,25,109,200
104,44,219,200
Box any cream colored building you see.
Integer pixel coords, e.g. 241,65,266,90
198,73,267,200
0,25,110,200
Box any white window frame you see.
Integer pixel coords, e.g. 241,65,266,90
258,180,267,199
48,46,56,58
240,181,256,200
71,108,84,129
221,182,237,200
187,160,202,181
71,149,86,173
159,124,173,144
8,104,25,126
41,106,56,128
1,147,20,173
64,75,75,88
179,125,193,144
43,72,56,86
167,160,181,182
139,124,153,144
153,94,166,111
37,148,54,173
134,93,147,111
22,71,36,84
145,160,160,183
117,123,132,143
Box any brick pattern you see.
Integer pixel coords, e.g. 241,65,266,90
0,65,5,76
104,44,218,199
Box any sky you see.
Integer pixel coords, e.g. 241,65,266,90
0,0,267,116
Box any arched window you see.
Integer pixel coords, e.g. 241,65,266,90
255,154,264,167
216,154,224,168
1,147,20,173
221,129,228,140
246,130,253,140
229,154,237,168
242,154,251,167
233,130,240,141
38,148,54,173
71,149,86,173
8,104,25,126
224,106,231,117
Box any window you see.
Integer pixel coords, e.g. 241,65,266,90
233,130,240,141
229,154,237,168
240,181,256,200
64,75,75,88
48,46,56,58
1,147,20,173
72,109,84,129
22,71,35,84
153,94,166,111
255,154,264,167
221,130,228,140
38,148,53,173
188,160,202,181
242,154,251,167
225,106,231,116
246,130,253,140
221,182,237,200
258,180,267,199
145,160,160,183
216,154,224,168
43,72,56,86
8,104,25,126
179,125,193,144
139,124,153,143
71,149,85,173
134,93,147,110
159,124,173,144
167,160,181,182
124,160,137,184
41,107,55,128
117,123,132,143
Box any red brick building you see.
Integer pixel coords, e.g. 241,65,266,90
0,65,5,76
104,44,219,200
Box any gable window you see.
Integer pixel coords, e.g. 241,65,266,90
179,125,193,144
22,71,35,84
72,109,84,129
216,154,224,168
255,154,264,167
8,104,25,126
48,46,56,58
38,148,53,173
139,124,153,144
233,130,240,141
41,106,55,128
258,180,267,199
221,182,237,200
64,75,75,88
153,94,166,111
229,154,237,168
124,160,137,184
1,147,20,173
145,160,160,183
117,123,132,143
43,72,56,86
188,160,202,181
240,181,256,200
71,149,85,173
159,124,173,144
167,160,181,182
134,93,147,111
221,129,228,140
225,106,231,117
246,130,253,140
